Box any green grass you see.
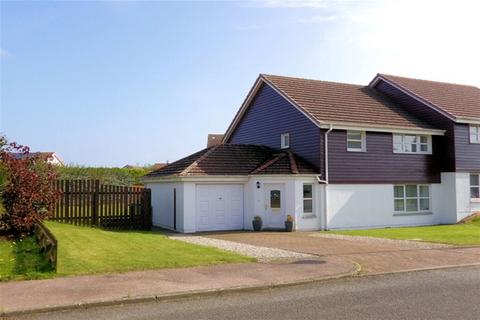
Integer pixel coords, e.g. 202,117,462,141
45,222,252,276
327,218,480,245
0,237,54,281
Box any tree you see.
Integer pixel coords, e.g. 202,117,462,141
0,140,59,237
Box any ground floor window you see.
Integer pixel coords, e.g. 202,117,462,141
471,174,480,199
303,184,313,215
394,185,431,213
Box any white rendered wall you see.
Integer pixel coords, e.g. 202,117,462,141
145,182,184,231
246,176,322,231
326,184,442,230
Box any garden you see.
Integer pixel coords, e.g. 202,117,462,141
0,136,250,281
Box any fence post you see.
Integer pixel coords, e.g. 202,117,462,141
92,180,100,226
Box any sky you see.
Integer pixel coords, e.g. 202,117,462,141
1,0,479,167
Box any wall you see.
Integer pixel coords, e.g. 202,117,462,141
146,182,184,231
326,184,443,229
328,130,441,184
454,124,480,172
228,83,321,170
245,176,323,231
374,80,456,172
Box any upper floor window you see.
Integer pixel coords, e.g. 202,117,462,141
347,131,366,152
281,133,290,149
471,174,480,199
393,134,432,154
469,125,480,144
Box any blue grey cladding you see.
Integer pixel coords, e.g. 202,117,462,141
227,83,321,171
327,130,441,184
455,124,480,172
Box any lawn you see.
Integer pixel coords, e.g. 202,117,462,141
0,237,54,281
45,222,252,276
327,218,480,246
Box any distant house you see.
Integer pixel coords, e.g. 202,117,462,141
144,73,480,233
11,152,64,166
207,134,224,147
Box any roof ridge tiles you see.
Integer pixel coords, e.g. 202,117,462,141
179,145,220,176
250,152,287,175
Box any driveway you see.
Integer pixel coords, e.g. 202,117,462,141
204,231,480,274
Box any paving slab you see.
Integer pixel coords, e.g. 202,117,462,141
205,231,480,275
0,256,356,316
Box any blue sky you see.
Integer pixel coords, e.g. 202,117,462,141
1,0,479,166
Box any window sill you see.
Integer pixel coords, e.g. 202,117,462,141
393,212,432,217
471,198,480,203
302,214,317,219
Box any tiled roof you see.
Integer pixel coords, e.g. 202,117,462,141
261,74,437,130
378,74,480,120
144,144,318,178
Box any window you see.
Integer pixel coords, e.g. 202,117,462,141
281,133,290,149
347,131,366,152
270,190,281,209
393,134,431,154
470,125,480,144
394,185,431,213
471,174,480,199
303,184,313,214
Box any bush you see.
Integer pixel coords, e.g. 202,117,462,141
0,141,59,237
56,166,151,186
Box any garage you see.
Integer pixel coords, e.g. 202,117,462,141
196,185,244,232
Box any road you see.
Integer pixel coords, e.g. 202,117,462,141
13,266,480,320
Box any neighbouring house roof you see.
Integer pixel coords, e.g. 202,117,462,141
207,134,224,147
9,152,64,165
374,74,480,121
144,144,318,178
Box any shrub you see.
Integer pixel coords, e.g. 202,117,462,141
56,166,151,186
0,141,59,237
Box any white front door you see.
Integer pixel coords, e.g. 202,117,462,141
264,183,286,228
196,185,244,232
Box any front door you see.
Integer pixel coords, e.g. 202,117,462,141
264,183,285,228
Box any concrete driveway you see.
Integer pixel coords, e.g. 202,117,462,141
204,231,480,274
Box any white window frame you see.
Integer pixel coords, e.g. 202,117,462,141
393,184,431,214
469,125,480,144
393,134,432,154
302,184,314,217
471,173,480,200
347,131,366,152
280,133,290,149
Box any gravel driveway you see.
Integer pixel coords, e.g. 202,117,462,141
169,234,313,262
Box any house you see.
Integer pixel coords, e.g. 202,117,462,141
207,134,224,147
11,152,64,166
143,74,480,233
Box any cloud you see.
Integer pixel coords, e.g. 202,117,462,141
0,48,12,59
249,0,328,8
237,13,338,30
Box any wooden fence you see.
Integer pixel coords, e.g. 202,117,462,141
34,222,58,271
52,180,152,230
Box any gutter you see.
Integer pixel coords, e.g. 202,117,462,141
317,124,333,231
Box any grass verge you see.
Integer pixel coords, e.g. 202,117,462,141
327,218,480,246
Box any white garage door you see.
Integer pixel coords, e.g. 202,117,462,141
196,185,244,232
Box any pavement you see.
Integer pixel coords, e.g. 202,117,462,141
0,255,356,316
2,231,480,317
13,265,480,320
